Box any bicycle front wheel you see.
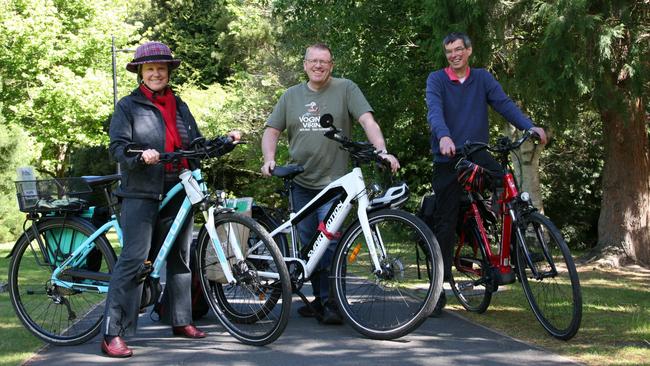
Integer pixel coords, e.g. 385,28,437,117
332,209,443,340
196,212,291,346
514,212,582,340
8,218,116,345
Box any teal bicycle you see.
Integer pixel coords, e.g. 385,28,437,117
8,137,291,346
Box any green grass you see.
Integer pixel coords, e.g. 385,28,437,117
0,242,45,366
447,264,650,366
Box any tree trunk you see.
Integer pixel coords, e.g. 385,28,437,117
592,95,650,266
55,144,69,178
507,125,545,213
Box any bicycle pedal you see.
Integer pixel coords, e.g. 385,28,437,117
134,261,153,283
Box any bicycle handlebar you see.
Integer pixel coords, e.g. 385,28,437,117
125,136,241,163
320,114,390,169
457,129,540,158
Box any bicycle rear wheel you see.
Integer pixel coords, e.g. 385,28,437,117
514,212,582,340
450,221,492,313
252,206,289,256
196,212,291,346
332,209,443,340
8,218,116,345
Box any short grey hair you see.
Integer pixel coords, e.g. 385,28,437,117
442,32,472,49
305,43,333,60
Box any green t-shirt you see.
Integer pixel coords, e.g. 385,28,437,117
266,77,373,189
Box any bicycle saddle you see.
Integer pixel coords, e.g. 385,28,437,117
81,174,122,187
272,165,304,180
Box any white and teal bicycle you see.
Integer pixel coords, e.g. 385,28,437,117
8,137,291,346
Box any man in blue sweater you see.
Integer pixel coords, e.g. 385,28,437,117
425,32,547,316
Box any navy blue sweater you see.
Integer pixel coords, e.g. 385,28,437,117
425,68,534,162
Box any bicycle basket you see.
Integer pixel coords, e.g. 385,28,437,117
456,159,491,192
15,178,92,213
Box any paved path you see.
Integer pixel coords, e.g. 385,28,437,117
23,294,580,366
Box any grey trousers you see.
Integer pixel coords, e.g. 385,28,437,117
103,191,194,337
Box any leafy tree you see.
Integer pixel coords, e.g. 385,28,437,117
137,0,275,87
504,0,649,265
0,108,40,241
0,0,139,177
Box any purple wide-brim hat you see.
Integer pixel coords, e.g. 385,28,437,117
126,41,181,73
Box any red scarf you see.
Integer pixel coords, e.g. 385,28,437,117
139,84,188,171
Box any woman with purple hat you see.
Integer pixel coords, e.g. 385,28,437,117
103,41,240,358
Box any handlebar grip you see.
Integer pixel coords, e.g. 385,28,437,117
527,128,541,141
376,154,392,170
158,152,175,163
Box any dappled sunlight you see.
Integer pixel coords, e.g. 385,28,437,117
578,265,650,289
444,261,650,366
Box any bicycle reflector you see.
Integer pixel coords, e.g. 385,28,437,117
348,243,362,263
456,159,489,192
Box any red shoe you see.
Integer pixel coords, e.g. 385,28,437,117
101,336,133,358
172,324,207,339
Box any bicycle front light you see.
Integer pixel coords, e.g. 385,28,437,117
213,190,227,205
367,182,410,210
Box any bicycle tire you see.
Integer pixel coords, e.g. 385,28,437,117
514,212,582,340
450,219,492,313
196,212,291,346
8,217,116,345
332,209,443,339
252,206,290,256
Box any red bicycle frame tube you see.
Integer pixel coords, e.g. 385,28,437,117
498,172,519,272
459,171,520,275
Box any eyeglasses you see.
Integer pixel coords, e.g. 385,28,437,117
304,59,333,66
444,46,466,55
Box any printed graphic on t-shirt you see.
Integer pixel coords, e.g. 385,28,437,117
299,101,329,132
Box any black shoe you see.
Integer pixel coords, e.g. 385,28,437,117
429,291,447,317
297,298,323,318
319,303,343,325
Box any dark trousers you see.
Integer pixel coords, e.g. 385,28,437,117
103,188,194,337
431,150,502,281
291,183,339,306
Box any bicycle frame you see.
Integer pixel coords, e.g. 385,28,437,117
458,171,518,281
260,166,386,280
47,169,245,293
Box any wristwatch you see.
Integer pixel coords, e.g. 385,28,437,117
377,149,388,155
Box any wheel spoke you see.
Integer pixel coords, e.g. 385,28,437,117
333,209,442,339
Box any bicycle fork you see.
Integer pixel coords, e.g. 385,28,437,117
512,215,557,280
356,197,389,276
203,207,240,284
204,207,282,284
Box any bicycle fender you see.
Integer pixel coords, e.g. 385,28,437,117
7,216,109,259
5,217,97,258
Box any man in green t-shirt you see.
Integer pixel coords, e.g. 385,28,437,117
261,43,399,324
